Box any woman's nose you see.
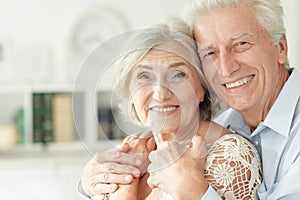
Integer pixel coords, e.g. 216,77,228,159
152,84,172,101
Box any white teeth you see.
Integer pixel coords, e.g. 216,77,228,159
151,106,177,112
225,76,254,89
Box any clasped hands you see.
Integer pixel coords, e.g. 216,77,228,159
81,132,209,199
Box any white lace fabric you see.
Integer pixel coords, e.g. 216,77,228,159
204,134,262,200
163,134,262,200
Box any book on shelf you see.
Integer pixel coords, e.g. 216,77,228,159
97,108,125,140
32,93,75,144
98,108,112,140
33,93,54,143
52,94,74,142
15,108,25,144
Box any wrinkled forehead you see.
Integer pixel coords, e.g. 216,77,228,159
136,43,199,70
137,47,188,65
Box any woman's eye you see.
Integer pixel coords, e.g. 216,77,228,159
137,73,150,80
174,71,186,78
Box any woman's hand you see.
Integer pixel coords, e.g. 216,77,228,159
110,132,156,200
147,135,209,200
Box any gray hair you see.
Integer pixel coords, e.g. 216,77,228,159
183,0,289,69
114,18,213,126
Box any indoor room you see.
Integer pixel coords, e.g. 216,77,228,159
0,0,299,199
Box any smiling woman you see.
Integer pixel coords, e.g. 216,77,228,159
127,48,204,141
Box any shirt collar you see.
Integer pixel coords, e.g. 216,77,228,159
214,108,252,139
263,69,300,136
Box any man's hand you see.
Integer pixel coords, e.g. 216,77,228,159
80,132,155,197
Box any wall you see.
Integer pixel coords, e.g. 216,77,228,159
282,0,300,69
0,0,188,84
0,0,298,86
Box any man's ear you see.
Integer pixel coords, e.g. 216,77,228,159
278,36,288,65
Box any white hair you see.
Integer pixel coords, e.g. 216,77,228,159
183,0,289,69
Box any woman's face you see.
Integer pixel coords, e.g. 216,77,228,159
128,48,205,141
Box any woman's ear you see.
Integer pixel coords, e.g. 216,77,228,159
129,94,134,104
197,87,205,103
278,36,288,65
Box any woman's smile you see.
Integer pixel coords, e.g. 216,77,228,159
150,105,179,114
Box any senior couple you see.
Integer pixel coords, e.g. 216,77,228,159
78,0,300,199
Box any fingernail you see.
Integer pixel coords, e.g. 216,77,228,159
133,169,141,178
192,135,196,142
192,135,201,143
125,175,133,182
110,184,118,191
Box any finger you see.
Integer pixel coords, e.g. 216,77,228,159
147,173,157,189
147,150,170,172
140,131,153,139
123,132,143,143
123,131,153,148
192,135,208,158
146,137,156,151
118,143,130,152
191,135,203,151
95,172,134,184
93,151,143,168
147,161,156,173
90,183,118,195
96,162,141,178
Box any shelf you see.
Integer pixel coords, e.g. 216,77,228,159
0,139,123,157
0,83,121,154
0,85,30,93
0,84,76,93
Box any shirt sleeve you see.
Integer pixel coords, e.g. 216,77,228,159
201,185,222,200
77,180,91,200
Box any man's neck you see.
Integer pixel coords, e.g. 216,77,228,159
241,68,290,131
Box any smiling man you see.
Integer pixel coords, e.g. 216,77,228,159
185,0,300,199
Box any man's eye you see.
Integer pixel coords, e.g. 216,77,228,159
234,41,252,52
204,51,214,58
238,41,247,46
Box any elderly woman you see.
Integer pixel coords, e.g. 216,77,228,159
81,19,262,200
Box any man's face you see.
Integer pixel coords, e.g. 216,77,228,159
194,4,288,118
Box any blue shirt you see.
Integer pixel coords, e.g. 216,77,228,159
205,69,300,200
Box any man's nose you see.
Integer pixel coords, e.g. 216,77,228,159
217,50,239,77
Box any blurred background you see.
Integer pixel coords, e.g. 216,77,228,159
0,0,299,199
